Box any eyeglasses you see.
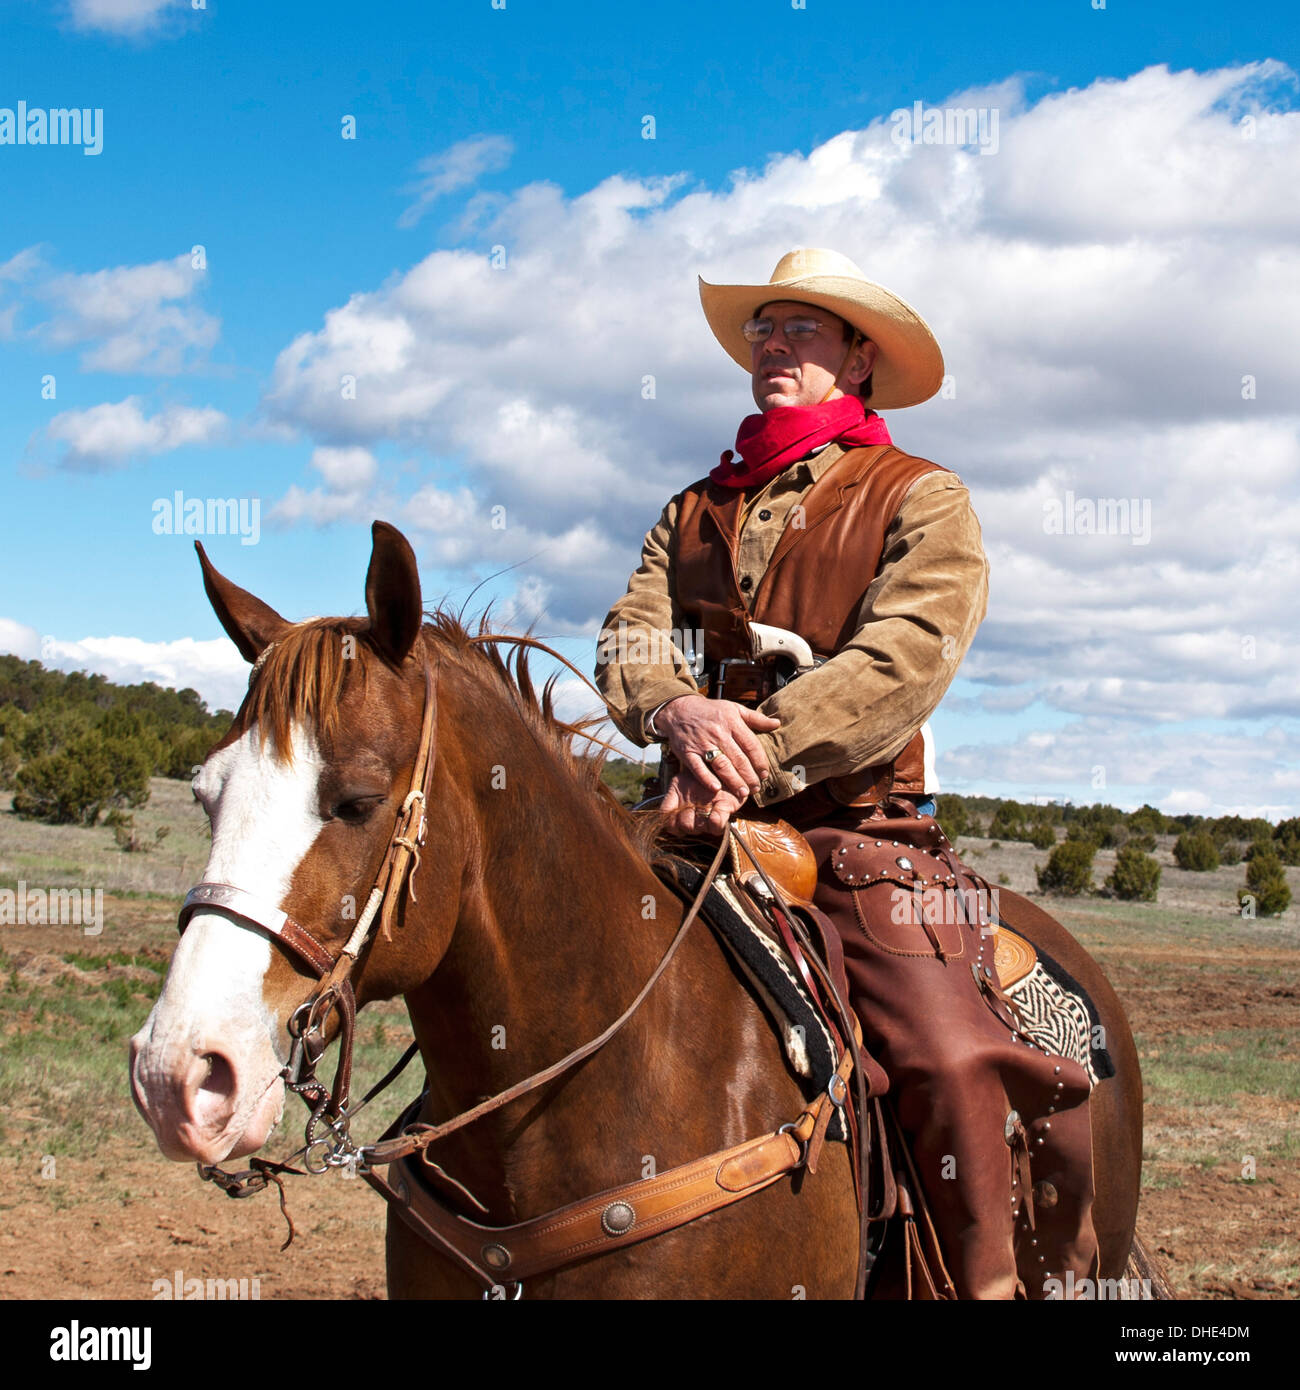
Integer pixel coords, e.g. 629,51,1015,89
741,316,827,344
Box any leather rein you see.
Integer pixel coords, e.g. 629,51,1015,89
183,643,865,1296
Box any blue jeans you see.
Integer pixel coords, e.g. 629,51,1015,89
915,796,937,818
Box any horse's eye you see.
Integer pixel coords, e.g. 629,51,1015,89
331,796,384,825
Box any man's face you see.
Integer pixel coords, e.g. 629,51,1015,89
749,300,876,412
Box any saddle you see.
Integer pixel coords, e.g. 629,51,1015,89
727,817,1035,989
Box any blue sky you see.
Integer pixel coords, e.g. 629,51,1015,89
1,0,1297,817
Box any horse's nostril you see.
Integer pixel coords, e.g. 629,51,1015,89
198,1052,235,1099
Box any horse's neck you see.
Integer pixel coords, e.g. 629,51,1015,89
403,688,765,1220
412,740,673,1089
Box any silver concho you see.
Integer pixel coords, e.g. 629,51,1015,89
601,1200,636,1236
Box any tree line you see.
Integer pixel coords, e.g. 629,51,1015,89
0,656,231,827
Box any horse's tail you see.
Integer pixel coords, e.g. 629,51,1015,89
1125,1232,1177,1300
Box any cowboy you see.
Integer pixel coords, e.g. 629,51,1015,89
595,248,1099,1299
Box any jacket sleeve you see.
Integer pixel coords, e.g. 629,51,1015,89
749,472,989,806
593,493,704,745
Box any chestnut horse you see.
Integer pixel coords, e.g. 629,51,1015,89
130,521,1147,1299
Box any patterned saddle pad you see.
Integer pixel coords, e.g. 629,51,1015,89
994,927,1115,1086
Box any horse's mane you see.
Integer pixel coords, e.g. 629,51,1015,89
234,609,665,864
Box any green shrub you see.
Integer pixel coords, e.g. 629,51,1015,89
1127,803,1168,838
1211,815,1273,846
1239,845,1291,918
10,728,151,824
1064,803,1124,847
988,802,1026,842
1127,832,1157,853
161,726,218,779
1028,821,1055,850
1036,840,1095,896
12,737,114,824
936,798,970,841
1107,846,1160,902
1174,831,1219,871
18,702,92,759
0,736,19,788
100,736,153,809
1274,818,1300,867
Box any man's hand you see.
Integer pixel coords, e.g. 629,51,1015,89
660,766,748,837
655,694,780,801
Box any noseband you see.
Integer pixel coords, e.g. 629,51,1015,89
177,650,439,1168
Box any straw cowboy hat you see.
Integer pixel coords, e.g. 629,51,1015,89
699,247,945,410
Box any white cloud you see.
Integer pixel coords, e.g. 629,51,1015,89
0,619,42,661
38,252,218,373
267,446,390,527
0,247,42,283
257,62,1299,757
976,63,1298,241
0,246,42,340
399,135,515,228
67,0,185,37
310,445,377,490
39,396,227,471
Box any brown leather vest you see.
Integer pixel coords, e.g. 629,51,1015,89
674,445,946,806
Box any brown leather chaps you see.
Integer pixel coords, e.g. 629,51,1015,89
798,801,1100,1300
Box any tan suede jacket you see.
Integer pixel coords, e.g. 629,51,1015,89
595,440,989,807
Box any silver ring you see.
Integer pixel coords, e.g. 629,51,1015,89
702,747,724,764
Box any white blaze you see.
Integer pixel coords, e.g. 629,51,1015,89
133,723,325,1156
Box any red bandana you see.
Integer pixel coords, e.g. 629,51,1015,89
710,395,892,490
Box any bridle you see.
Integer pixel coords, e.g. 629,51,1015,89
180,636,870,1296
179,650,438,1177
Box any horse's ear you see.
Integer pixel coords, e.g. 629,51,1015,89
195,541,291,664
364,521,423,667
